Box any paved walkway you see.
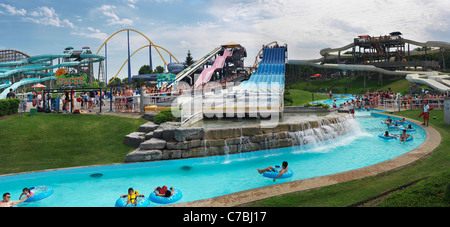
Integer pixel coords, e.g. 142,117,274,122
170,113,442,207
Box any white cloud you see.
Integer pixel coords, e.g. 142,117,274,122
125,0,139,8
0,3,26,16
6,5,76,28
98,5,134,26
204,0,450,60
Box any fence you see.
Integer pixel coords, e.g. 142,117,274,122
378,97,447,112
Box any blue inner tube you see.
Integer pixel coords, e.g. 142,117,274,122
393,121,407,125
378,134,397,140
25,186,54,202
115,196,150,207
262,166,293,179
149,189,183,204
400,135,413,142
404,128,416,132
388,125,402,130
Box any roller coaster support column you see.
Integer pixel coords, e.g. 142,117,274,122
105,43,108,85
127,30,132,85
149,42,153,71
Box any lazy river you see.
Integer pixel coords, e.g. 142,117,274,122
0,98,427,207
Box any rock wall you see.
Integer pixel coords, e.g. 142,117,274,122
124,114,357,163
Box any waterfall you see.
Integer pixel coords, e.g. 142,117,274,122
238,127,251,153
288,114,361,151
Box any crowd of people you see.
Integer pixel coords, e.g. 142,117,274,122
334,89,449,112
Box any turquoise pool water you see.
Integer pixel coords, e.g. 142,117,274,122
0,107,426,207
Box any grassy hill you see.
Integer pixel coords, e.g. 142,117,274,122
0,113,146,174
286,75,412,94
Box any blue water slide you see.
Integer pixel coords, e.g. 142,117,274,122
238,46,286,92
0,81,12,90
0,76,56,99
0,62,80,79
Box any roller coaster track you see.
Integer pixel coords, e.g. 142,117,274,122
107,44,177,85
96,29,179,65
96,29,180,85
0,49,30,60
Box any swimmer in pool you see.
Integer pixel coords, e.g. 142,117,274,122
19,188,34,200
257,161,289,182
1,192,29,207
384,131,397,138
399,130,413,143
384,117,393,126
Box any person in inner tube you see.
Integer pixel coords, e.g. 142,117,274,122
19,188,34,200
120,188,144,206
257,161,289,182
384,131,397,138
154,186,175,197
399,130,413,143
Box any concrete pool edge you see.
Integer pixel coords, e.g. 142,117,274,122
170,113,442,207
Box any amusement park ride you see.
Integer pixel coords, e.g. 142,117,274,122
1,29,450,102
0,29,250,99
289,31,450,93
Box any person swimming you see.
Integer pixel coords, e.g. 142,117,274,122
19,188,34,200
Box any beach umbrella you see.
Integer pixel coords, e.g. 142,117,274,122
32,83,46,88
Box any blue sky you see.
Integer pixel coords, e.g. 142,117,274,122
1,0,449,80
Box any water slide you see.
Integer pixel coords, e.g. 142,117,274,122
292,37,450,93
310,38,450,63
0,76,56,99
194,49,233,87
172,47,222,86
288,60,407,76
238,46,286,93
288,59,450,93
0,81,11,90
0,53,104,79
405,73,450,93
0,53,105,98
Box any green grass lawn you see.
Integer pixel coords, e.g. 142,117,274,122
287,75,411,94
1,108,448,207
242,109,449,207
0,113,146,174
285,89,330,106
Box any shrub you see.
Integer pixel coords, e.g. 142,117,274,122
0,98,20,116
304,103,330,109
154,108,181,124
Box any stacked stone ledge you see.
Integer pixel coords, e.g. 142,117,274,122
124,114,350,163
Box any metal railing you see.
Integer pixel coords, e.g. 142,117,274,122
377,97,447,112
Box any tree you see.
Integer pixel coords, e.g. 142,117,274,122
155,65,165,73
185,50,194,68
139,65,153,75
